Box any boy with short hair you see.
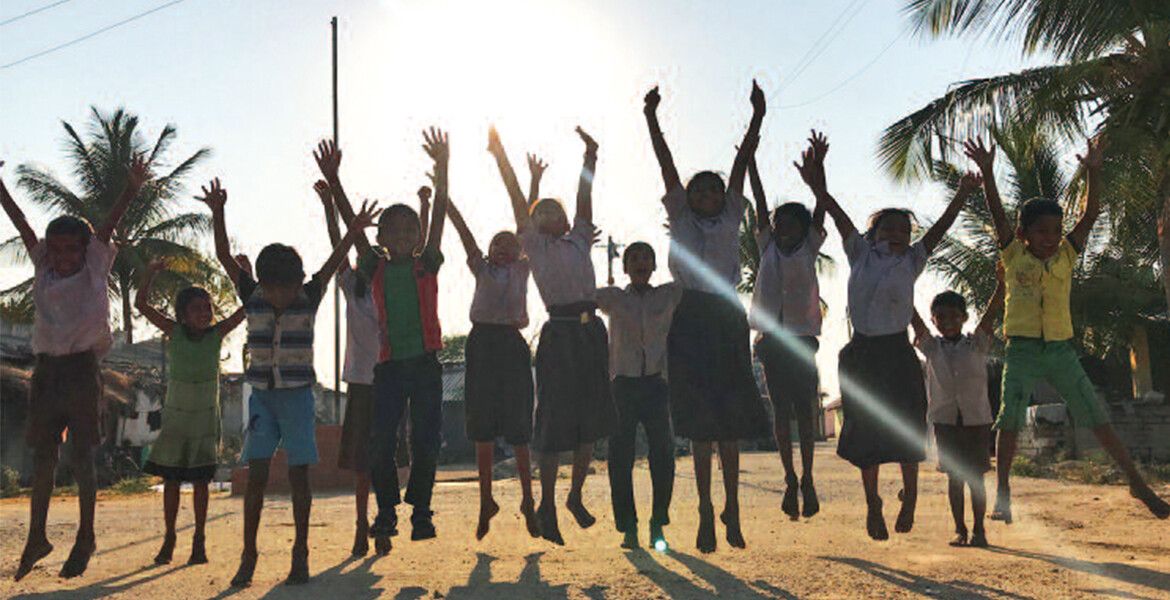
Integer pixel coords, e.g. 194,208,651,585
198,177,378,586
4,156,148,581
911,268,1004,547
965,137,1169,521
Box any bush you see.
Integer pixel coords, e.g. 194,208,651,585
1,466,21,498
1010,455,1050,478
110,476,154,495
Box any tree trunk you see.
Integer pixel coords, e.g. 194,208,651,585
121,283,134,345
1160,171,1170,318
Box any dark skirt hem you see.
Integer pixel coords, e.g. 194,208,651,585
143,461,216,483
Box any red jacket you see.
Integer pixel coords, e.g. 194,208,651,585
370,257,443,362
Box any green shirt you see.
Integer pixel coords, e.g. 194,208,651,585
359,247,444,361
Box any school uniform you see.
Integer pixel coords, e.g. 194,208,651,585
596,283,682,534
337,265,380,472
836,232,930,468
237,271,326,467
521,218,616,453
463,255,534,445
917,331,994,479
996,238,1108,432
663,186,768,442
749,226,825,426
358,247,445,534
26,237,116,450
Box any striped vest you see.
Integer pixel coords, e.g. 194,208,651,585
371,257,443,362
243,285,319,389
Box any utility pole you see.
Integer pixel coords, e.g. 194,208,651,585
331,16,341,422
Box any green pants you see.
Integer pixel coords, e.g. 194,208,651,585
996,338,1110,432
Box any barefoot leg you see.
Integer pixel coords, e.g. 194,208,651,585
15,445,57,582
475,442,499,540
538,452,563,545
60,445,97,578
189,481,209,565
514,445,540,537
693,441,716,553
992,431,1017,523
286,465,312,584
566,443,596,528
895,462,918,533
230,459,269,587
862,465,887,540
155,480,179,564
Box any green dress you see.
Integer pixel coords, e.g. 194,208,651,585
143,326,222,482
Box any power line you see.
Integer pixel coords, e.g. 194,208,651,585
780,29,907,109
782,0,871,91
0,0,73,27
1,0,187,71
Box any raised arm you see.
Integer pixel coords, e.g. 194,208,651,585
416,185,432,253
314,140,373,256
921,172,981,254
215,306,246,338
421,127,449,255
95,154,149,244
316,200,381,281
728,80,766,198
0,163,38,252
314,180,342,248
575,127,598,225
795,130,856,240
910,308,930,345
527,153,547,207
642,86,682,193
975,262,1006,337
748,155,769,233
445,199,481,261
487,127,531,231
963,139,1011,247
134,259,176,336
1067,137,1105,252
196,178,241,285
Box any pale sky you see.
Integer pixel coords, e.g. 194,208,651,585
0,0,1045,398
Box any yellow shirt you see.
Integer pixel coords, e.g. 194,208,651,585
1001,237,1076,341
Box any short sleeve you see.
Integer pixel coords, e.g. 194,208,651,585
723,191,745,219
662,186,687,220
236,271,258,304
303,274,326,308
914,334,940,359
971,329,993,354
909,241,929,275
337,264,356,299
86,237,117,274
357,250,379,280
420,246,444,273
754,228,772,257
1001,238,1024,264
567,217,593,251
664,281,684,309
1059,238,1079,262
29,240,48,273
466,253,486,276
843,231,869,264
518,227,540,256
807,228,827,253
595,286,621,312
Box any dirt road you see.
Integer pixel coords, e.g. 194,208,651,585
2,445,1168,599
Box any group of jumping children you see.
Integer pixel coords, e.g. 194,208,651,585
4,81,1168,587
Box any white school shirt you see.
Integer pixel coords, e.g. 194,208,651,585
844,232,929,336
468,255,530,328
596,283,684,379
339,265,379,385
31,237,116,357
749,227,825,336
519,218,597,308
916,331,994,426
663,186,744,294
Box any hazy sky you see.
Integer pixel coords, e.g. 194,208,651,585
0,0,1045,397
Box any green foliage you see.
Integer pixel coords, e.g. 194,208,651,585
109,475,155,495
438,334,468,364
0,466,21,498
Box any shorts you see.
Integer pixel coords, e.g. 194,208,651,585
757,334,819,424
26,352,103,449
934,423,992,480
241,386,319,465
996,338,1110,432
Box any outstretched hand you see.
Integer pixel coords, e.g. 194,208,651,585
487,126,503,155
962,138,995,173
195,178,227,211
643,86,661,116
423,127,450,164
314,140,342,181
417,185,432,203
527,153,548,178
313,180,332,205
1077,137,1107,170
126,153,151,192
793,130,829,192
351,200,382,230
957,171,983,196
576,126,598,155
750,79,766,115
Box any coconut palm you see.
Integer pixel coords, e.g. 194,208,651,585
880,1,1170,311
0,107,232,343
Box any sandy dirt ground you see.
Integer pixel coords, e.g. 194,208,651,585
2,444,1169,599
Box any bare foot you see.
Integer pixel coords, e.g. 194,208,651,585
59,537,96,578
895,494,916,533
566,495,596,529
801,474,820,518
285,546,309,585
969,530,989,548
154,532,176,565
539,504,564,545
14,538,52,581
373,535,392,556
781,474,799,520
990,490,1013,524
520,498,541,538
230,551,257,587
866,498,888,541
948,529,968,547
620,528,639,550
476,498,500,541
721,509,746,549
351,522,369,557
696,503,716,553
187,533,208,565
1130,484,1170,519
649,523,666,550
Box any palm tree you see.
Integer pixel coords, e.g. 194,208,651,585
879,1,1170,311
927,128,1165,390
0,107,232,344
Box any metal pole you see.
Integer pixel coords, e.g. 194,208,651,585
331,16,341,423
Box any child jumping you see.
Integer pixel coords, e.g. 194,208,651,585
136,259,245,565
445,193,540,541
747,144,827,520
910,267,1004,548
596,242,682,550
201,177,378,585
488,125,616,545
964,137,1170,521
644,83,770,552
320,130,451,554
799,130,979,540
5,156,148,581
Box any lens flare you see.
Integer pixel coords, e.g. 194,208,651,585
654,539,668,552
